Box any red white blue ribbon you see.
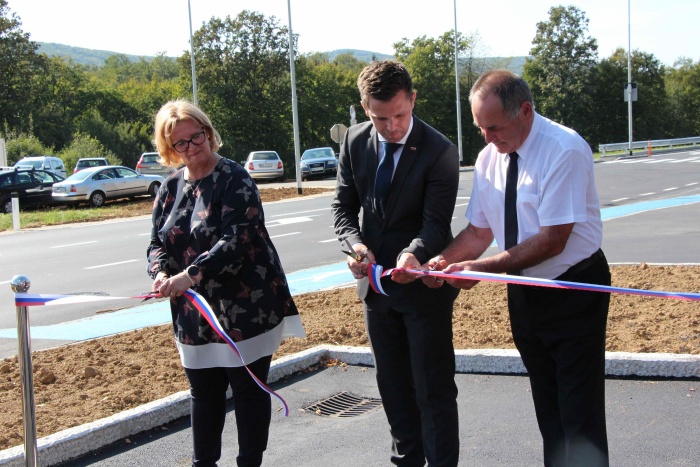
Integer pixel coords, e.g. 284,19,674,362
14,290,290,416
182,290,289,416
367,263,700,302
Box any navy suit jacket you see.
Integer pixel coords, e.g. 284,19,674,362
332,116,460,310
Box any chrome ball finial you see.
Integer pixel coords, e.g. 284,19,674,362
10,275,30,293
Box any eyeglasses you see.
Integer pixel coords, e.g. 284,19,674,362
172,131,207,153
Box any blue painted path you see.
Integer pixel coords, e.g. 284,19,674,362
1,195,698,342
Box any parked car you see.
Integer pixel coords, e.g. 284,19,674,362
52,165,163,207
242,151,284,181
0,168,64,214
135,152,176,177
14,156,67,178
300,147,338,180
74,157,109,174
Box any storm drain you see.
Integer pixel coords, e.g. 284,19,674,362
304,391,383,418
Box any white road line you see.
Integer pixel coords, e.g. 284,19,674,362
0,280,11,285
611,197,629,203
84,260,139,270
319,239,338,243
686,182,699,187
267,216,315,226
269,232,301,239
662,187,678,191
639,192,656,196
455,203,469,207
138,233,151,236
51,241,99,249
268,207,330,218
456,196,470,200
643,159,674,163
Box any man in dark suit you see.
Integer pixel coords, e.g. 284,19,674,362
332,60,460,467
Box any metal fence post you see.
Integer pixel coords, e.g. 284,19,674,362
11,275,37,467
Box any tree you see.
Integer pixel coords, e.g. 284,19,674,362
665,58,700,137
182,10,294,169
523,5,599,147
592,49,669,145
0,0,42,136
394,31,483,164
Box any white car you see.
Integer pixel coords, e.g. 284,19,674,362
14,156,67,178
242,151,284,181
52,165,163,207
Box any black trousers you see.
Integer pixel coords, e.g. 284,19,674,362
183,355,272,467
508,250,611,467
365,293,459,467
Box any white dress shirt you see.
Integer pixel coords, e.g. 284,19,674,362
466,112,603,279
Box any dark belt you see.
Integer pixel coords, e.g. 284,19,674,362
564,249,604,277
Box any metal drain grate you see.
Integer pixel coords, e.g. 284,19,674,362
304,391,383,418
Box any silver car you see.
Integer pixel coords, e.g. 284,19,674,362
135,152,176,177
300,147,338,180
52,165,163,207
242,151,284,181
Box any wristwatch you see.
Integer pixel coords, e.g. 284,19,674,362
186,265,200,286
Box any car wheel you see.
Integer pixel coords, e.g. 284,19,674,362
89,191,106,208
148,181,161,198
1,198,11,214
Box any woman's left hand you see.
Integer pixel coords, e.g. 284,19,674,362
158,273,193,299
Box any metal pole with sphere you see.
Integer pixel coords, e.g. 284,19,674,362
12,275,37,466
188,0,198,106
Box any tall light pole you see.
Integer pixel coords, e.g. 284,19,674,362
453,0,463,163
188,0,198,106
626,0,633,156
287,0,302,194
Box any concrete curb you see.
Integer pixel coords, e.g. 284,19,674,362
1,345,698,466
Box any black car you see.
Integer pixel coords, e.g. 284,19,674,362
0,168,65,214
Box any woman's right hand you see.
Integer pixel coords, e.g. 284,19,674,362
152,271,169,293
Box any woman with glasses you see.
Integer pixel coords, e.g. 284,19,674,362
147,99,305,467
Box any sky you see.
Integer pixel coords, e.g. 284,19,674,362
9,0,700,67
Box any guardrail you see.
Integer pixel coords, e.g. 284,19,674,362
598,136,700,156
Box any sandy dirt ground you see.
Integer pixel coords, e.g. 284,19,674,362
0,187,698,451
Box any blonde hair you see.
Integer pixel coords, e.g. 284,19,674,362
153,99,223,166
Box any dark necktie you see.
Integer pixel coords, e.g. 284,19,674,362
375,142,401,215
504,152,519,251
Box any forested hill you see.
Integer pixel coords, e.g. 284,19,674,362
37,42,525,75
37,42,394,67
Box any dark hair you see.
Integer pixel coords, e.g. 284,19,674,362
357,60,414,106
469,69,534,119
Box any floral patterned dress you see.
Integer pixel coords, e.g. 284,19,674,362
147,158,305,368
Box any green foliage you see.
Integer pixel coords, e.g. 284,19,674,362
592,48,669,144
57,133,117,172
523,5,599,147
0,0,44,137
5,134,53,164
184,11,297,172
665,58,700,136
394,31,484,165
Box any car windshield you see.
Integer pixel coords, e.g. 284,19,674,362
142,154,161,163
251,152,279,161
302,149,334,160
16,160,43,169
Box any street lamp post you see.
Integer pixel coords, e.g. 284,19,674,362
287,0,302,194
453,0,463,163
627,0,633,156
188,0,198,106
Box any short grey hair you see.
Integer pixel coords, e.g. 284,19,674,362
469,69,534,119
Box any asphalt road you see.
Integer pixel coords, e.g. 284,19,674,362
0,150,699,355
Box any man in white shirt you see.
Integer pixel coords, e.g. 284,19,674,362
428,69,611,466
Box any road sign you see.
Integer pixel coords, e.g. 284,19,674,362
330,123,348,144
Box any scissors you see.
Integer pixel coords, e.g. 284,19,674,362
341,238,367,262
